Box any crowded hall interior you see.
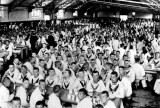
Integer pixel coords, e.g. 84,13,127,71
1,0,160,108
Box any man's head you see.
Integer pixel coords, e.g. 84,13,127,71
9,64,15,72
13,58,19,65
48,68,56,77
110,71,118,84
90,59,96,66
93,71,100,83
78,88,88,101
53,85,61,96
3,77,11,87
39,80,46,92
63,69,72,78
100,91,109,105
33,67,39,78
124,60,130,67
12,97,21,108
98,53,103,60
78,68,85,79
21,65,27,76
55,61,63,70
119,66,125,79
110,53,115,60
23,78,29,89
39,59,45,67
82,62,89,71
35,101,45,108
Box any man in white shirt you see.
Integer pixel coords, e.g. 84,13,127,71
106,71,124,108
119,66,132,108
18,65,31,84
16,78,30,107
30,67,44,86
86,71,105,93
23,60,34,75
0,77,15,108
124,61,135,83
48,85,62,108
30,80,46,108
11,97,22,108
131,56,146,89
5,40,13,60
112,37,119,51
2,64,21,84
100,91,116,108
76,88,92,108
54,61,63,81
118,44,125,60
73,68,89,91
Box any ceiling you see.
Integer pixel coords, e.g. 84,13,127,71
0,0,160,14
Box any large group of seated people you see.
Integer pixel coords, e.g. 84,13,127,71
0,18,159,108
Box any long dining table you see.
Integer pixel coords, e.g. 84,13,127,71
13,45,29,60
145,68,160,79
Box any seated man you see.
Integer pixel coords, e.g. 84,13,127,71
38,43,49,59
0,77,15,108
30,80,46,108
82,62,93,81
11,97,21,108
4,39,13,60
30,67,44,86
19,65,31,84
86,71,105,93
119,66,132,108
45,68,61,87
73,68,89,91
61,69,75,90
16,78,30,107
2,64,21,83
154,79,160,94
13,58,22,70
131,56,146,89
48,85,62,108
76,88,92,108
100,91,116,108
106,71,124,108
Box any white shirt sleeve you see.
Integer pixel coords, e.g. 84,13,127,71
6,45,13,60
48,94,62,108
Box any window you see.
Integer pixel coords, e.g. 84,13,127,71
31,8,42,17
0,7,4,18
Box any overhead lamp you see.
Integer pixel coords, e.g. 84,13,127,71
73,10,78,16
84,12,87,16
132,12,136,16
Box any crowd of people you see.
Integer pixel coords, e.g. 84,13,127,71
0,18,159,108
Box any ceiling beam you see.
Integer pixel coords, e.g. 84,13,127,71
88,0,157,12
9,0,27,12
27,0,40,6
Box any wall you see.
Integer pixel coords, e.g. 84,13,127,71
127,12,153,19
135,13,153,19
0,7,44,22
97,11,115,17
56,10,74,19
63,10,73,19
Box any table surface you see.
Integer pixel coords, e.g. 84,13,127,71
59,89,77,105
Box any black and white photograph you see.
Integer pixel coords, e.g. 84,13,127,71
0,0,160,108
